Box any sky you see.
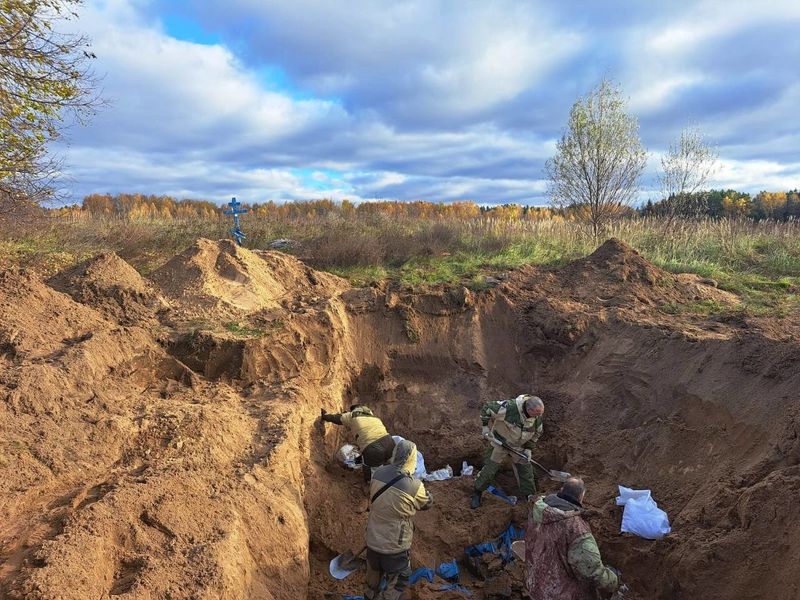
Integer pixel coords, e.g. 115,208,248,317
56,0,800,205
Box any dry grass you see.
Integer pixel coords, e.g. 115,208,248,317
2,212,799,314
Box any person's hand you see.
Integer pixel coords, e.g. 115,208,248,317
610,583,630,600
481,426,491,440
523,449,532,460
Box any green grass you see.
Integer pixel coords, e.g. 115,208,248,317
3,214,799,317
223,321,265,338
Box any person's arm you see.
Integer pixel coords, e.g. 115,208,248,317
320,409,346,425
414,482,433,511
522,417,544,450
480,401,503,427
567,532,619,594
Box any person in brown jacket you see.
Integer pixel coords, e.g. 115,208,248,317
525,478,622,599
364,439,432,600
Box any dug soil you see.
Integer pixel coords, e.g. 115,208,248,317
1,238,799,599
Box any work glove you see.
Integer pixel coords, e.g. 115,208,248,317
481,426,491,440
610,583,630,600
523,449,532,461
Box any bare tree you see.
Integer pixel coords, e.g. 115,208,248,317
658,126,719,226
546,79,647,238
0,0,98,216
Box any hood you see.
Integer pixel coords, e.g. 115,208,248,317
514,394,539,425
351,406,374,417
537,494,583,525
390,439,418,476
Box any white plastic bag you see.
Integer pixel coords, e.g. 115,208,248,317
423,465,453,481
616,485,671,540
336,444,361,469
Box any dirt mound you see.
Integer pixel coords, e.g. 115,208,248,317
567,238,664,285
505,238,737,322
0,268,110,360
149,239,345,322
47,252,168,324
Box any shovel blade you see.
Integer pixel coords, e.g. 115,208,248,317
549,470,572,482
511,540,526,561
329,552,364,580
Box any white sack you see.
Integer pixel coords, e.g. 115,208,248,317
616,485,671,540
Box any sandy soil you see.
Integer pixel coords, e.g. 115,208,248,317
1,238,799,599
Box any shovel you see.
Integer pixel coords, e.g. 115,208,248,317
500,441,572,482
329,545,366,580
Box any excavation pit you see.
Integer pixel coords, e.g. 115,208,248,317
2,239,799,600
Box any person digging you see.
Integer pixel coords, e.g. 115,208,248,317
364,439,432,600
321,404,395,482
523,477,624,600
470,394,544,509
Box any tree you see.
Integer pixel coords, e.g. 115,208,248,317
658,126,719,226
721,191,751,218
0,0,97,217
546,79,647,237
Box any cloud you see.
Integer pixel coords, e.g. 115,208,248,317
54,0,800,205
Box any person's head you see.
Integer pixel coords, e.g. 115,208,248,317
522,395,544,419
560,477,587,504
349,403,364,411
391,439,418,476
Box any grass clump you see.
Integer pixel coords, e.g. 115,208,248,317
223,322,264,339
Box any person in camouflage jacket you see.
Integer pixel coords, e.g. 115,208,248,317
471,394,544,508
525,478,621,600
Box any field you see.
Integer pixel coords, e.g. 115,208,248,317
1,212,800,599
2,211,799,315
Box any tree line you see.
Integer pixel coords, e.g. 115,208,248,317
56,191,800,222
641,190,800,221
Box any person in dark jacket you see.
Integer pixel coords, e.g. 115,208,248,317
321,404,395,481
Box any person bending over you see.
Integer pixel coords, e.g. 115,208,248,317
322,404,395,482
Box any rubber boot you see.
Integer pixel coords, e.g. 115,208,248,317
470,491,482,509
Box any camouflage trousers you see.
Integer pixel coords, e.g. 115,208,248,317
474,444,537,497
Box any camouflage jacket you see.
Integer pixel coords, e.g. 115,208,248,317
524,494,619,600
480,395,543,451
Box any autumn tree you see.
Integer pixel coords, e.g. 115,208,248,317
0,0,97,217
721,191,752,218
546,79,647,237
658,126,719,226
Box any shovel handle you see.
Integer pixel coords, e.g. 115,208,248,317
499,442,571,481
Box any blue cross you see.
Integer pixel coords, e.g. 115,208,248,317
223,197,248,245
